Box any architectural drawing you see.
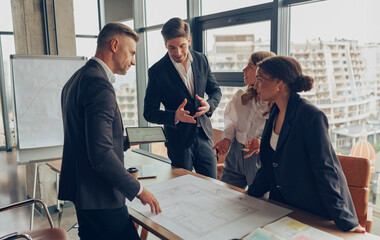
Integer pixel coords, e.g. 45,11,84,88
128,175,292,240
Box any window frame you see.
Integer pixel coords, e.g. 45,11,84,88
0,33,14,151
193,2,274,87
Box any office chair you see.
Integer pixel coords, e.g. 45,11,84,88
337,155,373,232
212,128,227,180
0,199,69,240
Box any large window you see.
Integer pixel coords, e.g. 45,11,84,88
114,20,139,128
201,0,272,16
0,0,14,149
76,38,97,60
73,0,99,59
73,0,99,35
195,3,272,129
289,0,380,219
210,86,241,130
145,0,187,27
147,29,167,68
0,0,13,31
205,21,271,73
289,0,380,151
146,29,168,156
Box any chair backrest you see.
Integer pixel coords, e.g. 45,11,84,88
212,128,226,164
337,155,370,230
0,199,70,240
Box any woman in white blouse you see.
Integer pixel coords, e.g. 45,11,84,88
212,51,275,188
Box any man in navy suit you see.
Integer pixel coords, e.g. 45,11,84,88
144,18,222,179
59,23,161,240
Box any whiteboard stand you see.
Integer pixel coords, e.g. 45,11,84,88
16,146,63,231
30,162,40,230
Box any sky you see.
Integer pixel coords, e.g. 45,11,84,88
290,0,380,44
2,0,380,78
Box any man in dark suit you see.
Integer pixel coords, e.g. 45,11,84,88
144,18,222,179
59,23,161,240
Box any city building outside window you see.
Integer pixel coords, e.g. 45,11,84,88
289,0,380,215
204,21,271,129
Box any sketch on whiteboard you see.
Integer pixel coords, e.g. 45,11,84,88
11,56,85,149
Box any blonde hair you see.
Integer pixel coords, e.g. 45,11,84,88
241,52,275,116
97,23,139,50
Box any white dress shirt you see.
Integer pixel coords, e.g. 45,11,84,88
222,89,269,145
270,116,279,150
91,57,143,196
170,53,194,96
92,57,116,83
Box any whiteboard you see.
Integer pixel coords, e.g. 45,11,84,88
11,55,86,150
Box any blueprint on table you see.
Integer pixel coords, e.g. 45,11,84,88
127,174,292,240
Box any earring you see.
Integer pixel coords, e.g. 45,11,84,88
277,87,280,91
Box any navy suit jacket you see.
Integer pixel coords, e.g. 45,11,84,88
59,59,140,209
144,50,221,149
248,92,359,231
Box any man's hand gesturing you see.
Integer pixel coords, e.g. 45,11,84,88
193,94,210,118
175,99,196,124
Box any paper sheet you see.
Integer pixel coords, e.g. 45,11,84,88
127,174,292,240
263,217,343,240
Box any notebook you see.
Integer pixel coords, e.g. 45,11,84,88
135,164,157,179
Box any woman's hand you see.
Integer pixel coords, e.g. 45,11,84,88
212,138,231,157
352,225,366,233
242,137,261,159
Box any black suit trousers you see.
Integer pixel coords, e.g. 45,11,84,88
75,205,140,240
167,127,217,179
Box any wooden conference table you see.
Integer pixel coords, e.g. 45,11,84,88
124,150,380,240
47,150,379,240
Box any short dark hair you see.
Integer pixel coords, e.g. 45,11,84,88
257,56,314,93
97,23,139,50
161,17,190,42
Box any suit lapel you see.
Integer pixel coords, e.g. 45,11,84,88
87,59,124,128
274,92,301,154
190,51,199,97
164,53,194,100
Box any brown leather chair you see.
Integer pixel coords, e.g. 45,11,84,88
337,155,372,232
0,199,69,240
213,128,227,180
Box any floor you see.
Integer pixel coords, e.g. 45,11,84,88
0,150,380,239
0,151,160,240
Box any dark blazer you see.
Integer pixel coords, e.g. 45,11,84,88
144,50,221,149
248,92,359,232
59,59,140,209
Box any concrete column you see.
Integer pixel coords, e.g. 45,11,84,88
11,0,76,55
11,0,76,208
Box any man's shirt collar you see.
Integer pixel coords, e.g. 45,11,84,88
92,57,116,83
